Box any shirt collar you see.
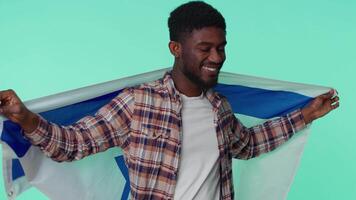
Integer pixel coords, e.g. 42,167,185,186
162,70,222,110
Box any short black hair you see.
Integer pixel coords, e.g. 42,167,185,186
168,1,226,42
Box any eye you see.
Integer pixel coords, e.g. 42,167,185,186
199,48,210,52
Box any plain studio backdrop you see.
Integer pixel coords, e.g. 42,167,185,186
0,1,355,199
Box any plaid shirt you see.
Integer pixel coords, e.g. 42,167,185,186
25,71,306,200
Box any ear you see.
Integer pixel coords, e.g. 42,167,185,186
168,41,181,58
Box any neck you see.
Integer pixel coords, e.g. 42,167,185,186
171,63,203,97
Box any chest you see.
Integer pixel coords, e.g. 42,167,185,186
126,96,232,169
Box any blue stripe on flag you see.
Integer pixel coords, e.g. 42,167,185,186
214,83,312,118
1,121,31,158
115,155,130,200
11,159,25,181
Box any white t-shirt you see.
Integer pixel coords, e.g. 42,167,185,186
173,93,220,200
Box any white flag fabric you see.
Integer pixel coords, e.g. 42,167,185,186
0,68,330,200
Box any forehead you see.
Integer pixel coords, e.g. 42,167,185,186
184,27,226,45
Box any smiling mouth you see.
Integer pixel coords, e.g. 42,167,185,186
202,65,220,73
203,66,217,71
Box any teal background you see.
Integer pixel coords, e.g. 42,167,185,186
0,0,355,199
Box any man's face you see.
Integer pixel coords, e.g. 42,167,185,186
179,26,226,89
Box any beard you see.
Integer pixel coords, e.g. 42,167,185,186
181,64,219,89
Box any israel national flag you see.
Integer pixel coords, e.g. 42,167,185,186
0,68,330,200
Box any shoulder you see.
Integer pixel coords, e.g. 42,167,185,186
108,76,169,110
125,77,169,101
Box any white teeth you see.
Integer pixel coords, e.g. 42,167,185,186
203,66,217,72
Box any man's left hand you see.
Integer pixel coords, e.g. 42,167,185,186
301,89,339,124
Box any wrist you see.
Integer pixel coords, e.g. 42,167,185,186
20,111,40,133
301,107,314,124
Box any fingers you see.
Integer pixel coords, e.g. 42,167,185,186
331,96,339,103
313,89,340,115
0,89,15,100
330,95,340,110
334,89,338,96
320,90,339,113
320,89,334,99
320,89,339,102
0,89,21,106
0,89,22,116
0,105,21,114
0,90,19,106
331,102,340,110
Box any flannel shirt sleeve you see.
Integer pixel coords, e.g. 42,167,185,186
24,88,134,162
230,109,306,160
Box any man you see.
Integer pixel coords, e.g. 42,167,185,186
0,1,339,200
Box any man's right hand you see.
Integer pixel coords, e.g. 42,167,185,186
0,89,39,133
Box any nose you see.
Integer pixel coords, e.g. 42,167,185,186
209,48,225,64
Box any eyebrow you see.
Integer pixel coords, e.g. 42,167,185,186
196,41,227,47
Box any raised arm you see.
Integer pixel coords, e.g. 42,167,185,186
229,89,339,159
0,88,134,162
